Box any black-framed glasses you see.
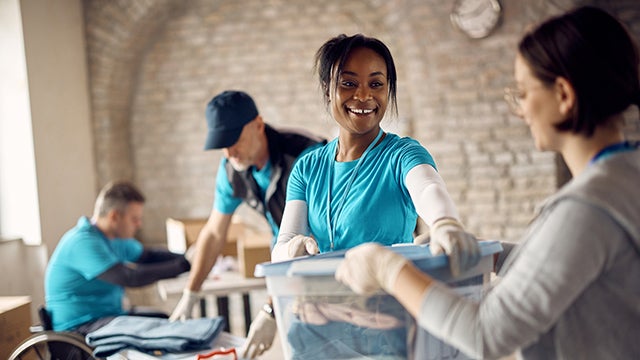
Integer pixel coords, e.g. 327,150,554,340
503,87,524,116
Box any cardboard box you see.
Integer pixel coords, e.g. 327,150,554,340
0,296,32,360
236,227,271,278
255,241,502,360
166,217,238,256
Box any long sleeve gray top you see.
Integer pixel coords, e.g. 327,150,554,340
418,149,640,359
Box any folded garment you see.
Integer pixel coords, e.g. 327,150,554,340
85,315,225,357
294,301,404,329
287,318,407,360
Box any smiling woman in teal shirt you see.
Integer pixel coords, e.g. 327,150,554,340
272,34,479,274
285,132,435,252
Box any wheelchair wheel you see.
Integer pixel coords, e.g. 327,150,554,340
9,331,96,360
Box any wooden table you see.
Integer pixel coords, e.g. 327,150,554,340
157,272,266,335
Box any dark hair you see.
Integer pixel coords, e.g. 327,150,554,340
94,180,145,217
518,6,640,136
314,34,398,116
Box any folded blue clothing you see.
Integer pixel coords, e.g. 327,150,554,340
288,318,407,359
85,315,225,357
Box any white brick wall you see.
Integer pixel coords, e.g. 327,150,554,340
84,0,640,244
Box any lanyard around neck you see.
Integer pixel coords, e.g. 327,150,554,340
326,128,384,250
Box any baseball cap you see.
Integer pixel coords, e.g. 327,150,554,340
204,90,259,150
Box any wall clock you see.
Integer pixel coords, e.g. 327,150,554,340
450,0,502,39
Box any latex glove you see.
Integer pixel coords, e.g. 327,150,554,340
169,289,200,321
241,307,277,359
287,235,319,258
429,218,480,277
413,232,430,245
336,243,408,295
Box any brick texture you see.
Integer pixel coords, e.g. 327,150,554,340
84,0,640,245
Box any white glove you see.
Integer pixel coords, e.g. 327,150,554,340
169,289,200,321
413,232,430,245
429,218,480,277
335,243,408,295
287,235,319,258
241,306,277,359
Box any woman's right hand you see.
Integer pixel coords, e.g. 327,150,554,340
287,235,319,258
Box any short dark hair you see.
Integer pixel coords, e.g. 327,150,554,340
94,181,145,217
314,34,398,116
518,6,640,137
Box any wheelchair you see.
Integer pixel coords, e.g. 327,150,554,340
8,306,97,360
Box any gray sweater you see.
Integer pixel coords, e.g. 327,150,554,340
418,149,640,359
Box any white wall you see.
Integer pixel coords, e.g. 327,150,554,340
0,238,48,320
0,0,98,254
0,0,41,245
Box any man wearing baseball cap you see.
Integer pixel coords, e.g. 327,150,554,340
170,90,325,358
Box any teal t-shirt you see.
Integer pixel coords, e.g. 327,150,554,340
287,132,436,252
45,216,143,330
214,158,277,235
214,143,323,239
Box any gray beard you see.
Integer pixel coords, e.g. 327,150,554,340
229,160,249,172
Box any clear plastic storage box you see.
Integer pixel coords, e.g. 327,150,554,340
255,241,502,360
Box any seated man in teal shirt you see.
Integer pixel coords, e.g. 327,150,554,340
45,181,191,335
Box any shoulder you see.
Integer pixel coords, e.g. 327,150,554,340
549,150,640,207
293,139,334,169
379,133,426,153
60,217,98,243
543,150,640,240
388,133,425,149
379,133,433,162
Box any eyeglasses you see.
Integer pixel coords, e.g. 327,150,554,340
504,84,549,117
503,87,524,116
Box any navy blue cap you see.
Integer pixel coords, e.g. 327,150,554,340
204,90,259,150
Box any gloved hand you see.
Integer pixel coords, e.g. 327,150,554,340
413,232,430,245
241,306,277,359
335,243,408,295
429,218,480,277
287,235,319,258
168,289,200,321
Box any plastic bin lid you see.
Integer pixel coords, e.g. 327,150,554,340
255,240,502,277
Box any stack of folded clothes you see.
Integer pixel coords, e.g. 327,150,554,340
85,315,225,357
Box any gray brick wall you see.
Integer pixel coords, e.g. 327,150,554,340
84,0,640,245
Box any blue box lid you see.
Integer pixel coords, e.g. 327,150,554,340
255,240,502,277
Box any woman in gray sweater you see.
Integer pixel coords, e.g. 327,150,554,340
335,6,640,359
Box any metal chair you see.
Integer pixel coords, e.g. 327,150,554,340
8,306,97,360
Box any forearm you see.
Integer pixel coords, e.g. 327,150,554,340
390,263,433,317
137,247,185,263
272,200,309,262
183,211,233,291
185,231,226,291
99,258,190,287
405,164,460,227
415,200,617,359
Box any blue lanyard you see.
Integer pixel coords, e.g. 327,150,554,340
589,141,636,165
326,128,384,251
